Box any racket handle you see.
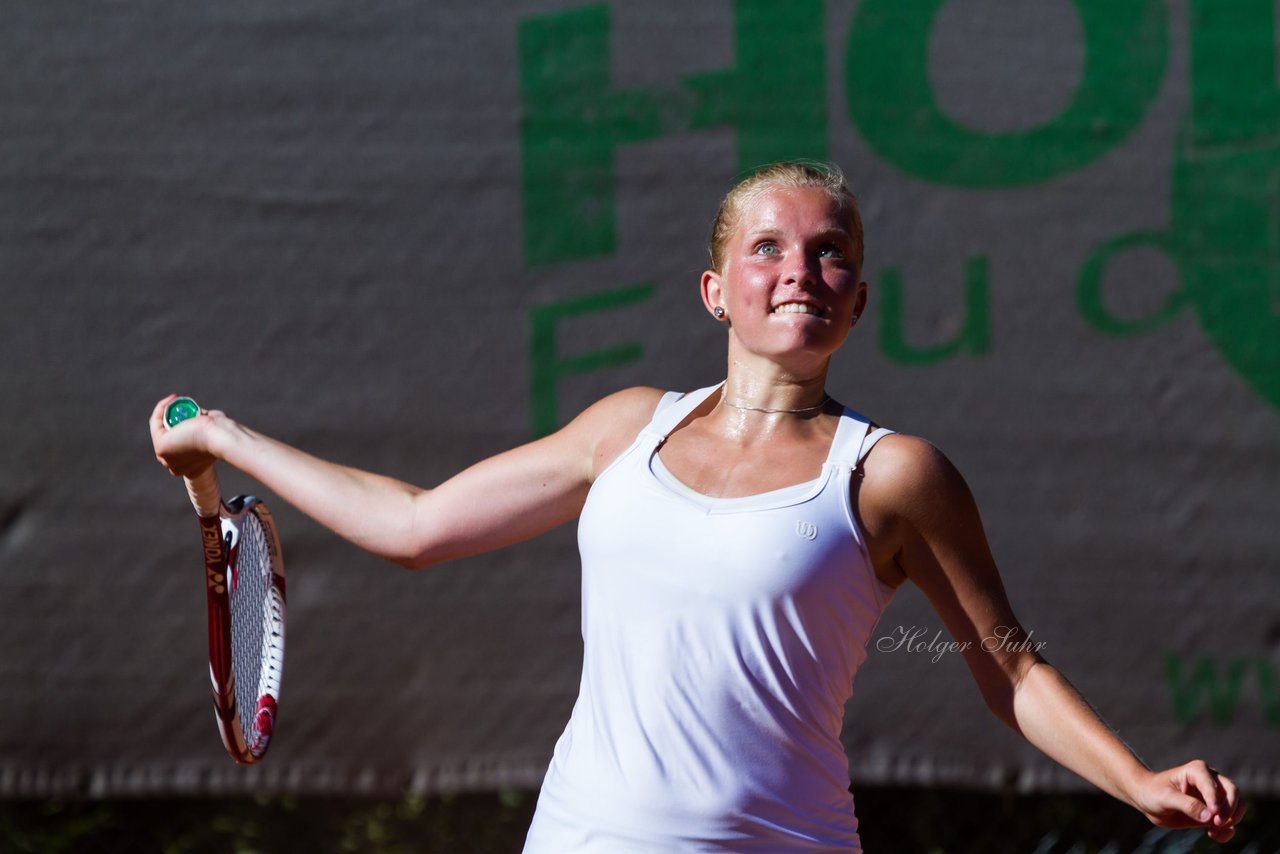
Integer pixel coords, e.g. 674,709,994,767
164,397,222,516
184,467,222,518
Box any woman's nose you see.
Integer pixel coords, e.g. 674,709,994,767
783,254,819,285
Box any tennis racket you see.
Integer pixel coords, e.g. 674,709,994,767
164,396,286,764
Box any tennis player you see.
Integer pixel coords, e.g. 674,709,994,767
151,162,1244,851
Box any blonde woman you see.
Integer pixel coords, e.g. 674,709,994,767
151,162,1244,851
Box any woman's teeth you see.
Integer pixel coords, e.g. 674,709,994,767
773,303,822,316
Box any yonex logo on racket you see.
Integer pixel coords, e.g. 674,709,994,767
202,524,226,593
795,521,818,541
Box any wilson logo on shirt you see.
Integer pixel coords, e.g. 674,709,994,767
795,521,818,541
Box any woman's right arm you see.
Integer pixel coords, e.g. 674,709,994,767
149,388,663,570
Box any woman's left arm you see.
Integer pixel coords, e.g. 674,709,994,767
862,435,1245,843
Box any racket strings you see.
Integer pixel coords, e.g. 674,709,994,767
228,510,284,755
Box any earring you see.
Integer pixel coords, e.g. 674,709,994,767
714,306,726,320
850,314,860,326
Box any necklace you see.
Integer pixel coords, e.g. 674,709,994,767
721,394,831,414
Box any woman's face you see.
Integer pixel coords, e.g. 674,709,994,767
702,185,866,370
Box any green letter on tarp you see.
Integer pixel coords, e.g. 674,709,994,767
1162,0,1280,411
878,256,991,364
529,283,654,437
845,0,1166,186
519,1,826,267
1165,654,1250,727
1071,0,1280,412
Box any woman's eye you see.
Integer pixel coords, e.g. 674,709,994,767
818,244,844,259
754,242,779,255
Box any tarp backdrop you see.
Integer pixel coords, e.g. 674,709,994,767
2,0,1276,797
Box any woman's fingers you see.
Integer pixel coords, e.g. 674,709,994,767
149,394,217,477
1154,760,1246,843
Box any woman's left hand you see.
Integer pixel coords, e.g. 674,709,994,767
1132,760,1246,843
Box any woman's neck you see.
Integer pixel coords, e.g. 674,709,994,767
719,353,831,413
711,357,835,438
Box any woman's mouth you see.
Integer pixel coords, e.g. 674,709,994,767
772,301,826,317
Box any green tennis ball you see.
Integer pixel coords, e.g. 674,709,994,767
164,397,201,428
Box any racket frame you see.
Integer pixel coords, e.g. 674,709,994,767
164,398,287,764
199,493,286,764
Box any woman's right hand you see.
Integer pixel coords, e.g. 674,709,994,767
149,394,226,479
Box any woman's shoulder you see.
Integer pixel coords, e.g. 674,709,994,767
857,430,974,517
580,385,669,425
568,386,668,479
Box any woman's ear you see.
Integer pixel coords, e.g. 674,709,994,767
701,269,725,320
851,280,868,323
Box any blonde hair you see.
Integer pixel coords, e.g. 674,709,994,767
708,161,864,273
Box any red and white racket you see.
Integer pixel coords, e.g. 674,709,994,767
164,396,286,764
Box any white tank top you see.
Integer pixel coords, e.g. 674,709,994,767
524,384,896,853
